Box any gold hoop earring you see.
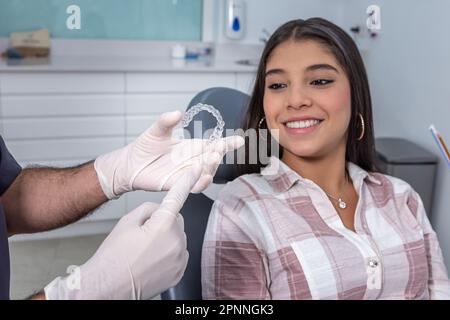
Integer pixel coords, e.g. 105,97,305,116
357,113,365,141
258,117,267,141
258,117,266,130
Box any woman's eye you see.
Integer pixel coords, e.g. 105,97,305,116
310,79,334,86
268,83,287,90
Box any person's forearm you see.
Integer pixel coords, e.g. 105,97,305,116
2,161,108,235
28,291,46,300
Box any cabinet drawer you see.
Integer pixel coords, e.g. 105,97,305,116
3,116,124,140
1,95,124,117
126,115,159,136
126,72,235,93
125,93,192,136
8,137,124,161
126,94,192,114
0,72,124,94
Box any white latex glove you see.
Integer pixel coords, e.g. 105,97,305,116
44,165,202,300
94,110,244,199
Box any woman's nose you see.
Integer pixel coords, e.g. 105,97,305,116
287,86,312,110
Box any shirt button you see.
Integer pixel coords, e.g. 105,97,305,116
368,259,379,268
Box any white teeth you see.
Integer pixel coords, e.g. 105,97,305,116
286,119,321,129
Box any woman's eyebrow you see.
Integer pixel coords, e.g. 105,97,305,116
265,68,285,77
305,63,339,73
265,64,339,77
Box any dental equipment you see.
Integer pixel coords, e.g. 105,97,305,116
182,103,225,141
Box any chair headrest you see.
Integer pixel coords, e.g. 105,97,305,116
184,87,250,184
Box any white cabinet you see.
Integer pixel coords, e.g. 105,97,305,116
1,94,125,117
0,69,255,239
0,72,124,94
126,72,236,93
125,93,191,137
2,116,124,140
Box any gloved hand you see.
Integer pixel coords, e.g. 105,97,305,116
94,110,244,199
44,165,202,300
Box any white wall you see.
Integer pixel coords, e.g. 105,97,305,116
212,0,344,44
341,0,450,268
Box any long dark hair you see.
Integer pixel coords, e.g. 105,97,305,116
238,17,376,175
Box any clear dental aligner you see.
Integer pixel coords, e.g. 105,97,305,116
181,103,225,141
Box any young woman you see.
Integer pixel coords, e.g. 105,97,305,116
201,18,450,300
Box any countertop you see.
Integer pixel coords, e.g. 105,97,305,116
0,40,261,73
0,55,258,73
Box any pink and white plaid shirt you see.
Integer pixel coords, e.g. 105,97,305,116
201,156,450,300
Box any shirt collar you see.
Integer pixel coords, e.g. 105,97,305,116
261,156,382,193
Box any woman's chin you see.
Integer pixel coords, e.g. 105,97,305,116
283,145,323,159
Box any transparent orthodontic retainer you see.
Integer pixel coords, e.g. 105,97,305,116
181,103,225,141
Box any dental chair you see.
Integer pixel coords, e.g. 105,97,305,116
160,87,250,300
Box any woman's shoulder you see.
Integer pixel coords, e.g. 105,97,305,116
215,173,271,203
369,170,416,195
366,171,425,216
348,161,414,195
349,162,420,208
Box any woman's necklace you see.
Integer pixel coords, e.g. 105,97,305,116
324,177,348,209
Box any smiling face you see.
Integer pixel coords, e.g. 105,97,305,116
263,39,352,161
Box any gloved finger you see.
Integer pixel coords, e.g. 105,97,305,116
176,212,185,232
176,214,187,249
158,139,205,191
146,111,183,139
191,174,213,193
205,135,245,155
189,151,221,193
148,163,202,223
166,139,206,168
136,202,161,225
202,151,222,174
119,202,160,227
157,137,239,191
174,250,189,283
222,135,245,154
168,150,219,193
183,250,189,269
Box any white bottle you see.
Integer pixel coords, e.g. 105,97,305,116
171,44,186,59
225,0,245,40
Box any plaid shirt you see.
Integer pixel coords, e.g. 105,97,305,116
201,156,450,300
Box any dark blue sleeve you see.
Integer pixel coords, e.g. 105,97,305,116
0,136,22,196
